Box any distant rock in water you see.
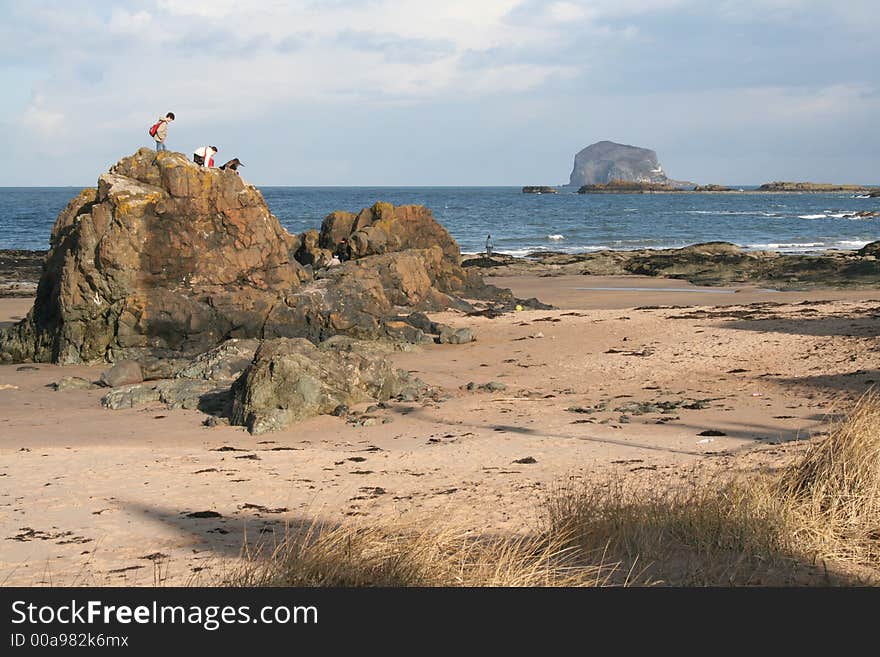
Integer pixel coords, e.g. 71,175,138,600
0,148,517,365
522,186,558,194
565,141,693,190
693,184,734,192
578,180,680,194
757,181,877,193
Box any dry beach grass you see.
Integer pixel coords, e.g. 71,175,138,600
227,523,604,587
227,395,880,587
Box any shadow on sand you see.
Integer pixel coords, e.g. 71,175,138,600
115,499,865,586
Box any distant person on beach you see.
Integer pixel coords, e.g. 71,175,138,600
193,146,218,167
486,234,494,258
149,112,175,151
219,158,244,173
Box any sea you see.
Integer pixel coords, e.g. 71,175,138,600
1,186,878,256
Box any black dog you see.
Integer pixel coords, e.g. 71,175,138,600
220,158,244,172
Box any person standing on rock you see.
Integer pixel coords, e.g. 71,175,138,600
149,112,175,151
193,146,218,167
486,234,494,258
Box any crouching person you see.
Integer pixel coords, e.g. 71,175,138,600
193,145,218,167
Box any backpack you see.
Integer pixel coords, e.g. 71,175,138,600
148,121,161,138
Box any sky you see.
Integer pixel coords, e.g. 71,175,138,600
0,0,878,186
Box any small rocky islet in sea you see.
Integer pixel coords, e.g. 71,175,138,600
524,140,880,194
565,140,694,190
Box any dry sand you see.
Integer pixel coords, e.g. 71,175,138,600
2,275,880,585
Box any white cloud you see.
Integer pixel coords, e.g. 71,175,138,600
547,2,586,22
3,0,879,183
107,8,153,34
742,83,880,121
11,0,582,142
157,0,238,18
20,94,65,138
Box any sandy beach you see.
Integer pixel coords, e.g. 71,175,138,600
3,273,879,585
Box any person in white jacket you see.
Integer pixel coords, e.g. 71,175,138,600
193,145,218,167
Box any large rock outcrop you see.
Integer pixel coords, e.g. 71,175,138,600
0,149,513,364
565,141,692,190
293,201,461,267
0,149,306,364
323,202,460,260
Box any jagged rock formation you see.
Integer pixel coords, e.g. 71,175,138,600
565,141,692,190
294,202,462,268
0,149,305,364
321,203,460,260
0,149,517,364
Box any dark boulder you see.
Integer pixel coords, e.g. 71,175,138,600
229,337,422,434
437,326,475,344
99,360,143,387
858,242,880,258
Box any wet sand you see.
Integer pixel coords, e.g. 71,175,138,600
2,275,878,585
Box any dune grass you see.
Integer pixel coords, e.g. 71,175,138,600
225,522,611,587
548,393,880,585
777,396,880,564
230,395,880,587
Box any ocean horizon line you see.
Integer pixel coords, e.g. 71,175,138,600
0,183,806,190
